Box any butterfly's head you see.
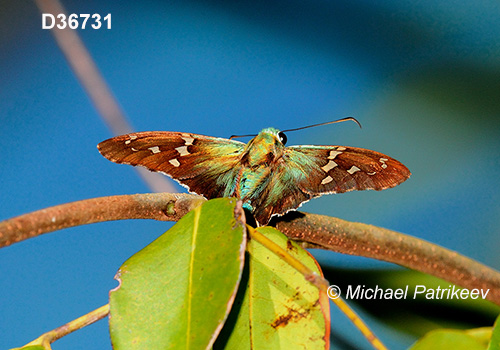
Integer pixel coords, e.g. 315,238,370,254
242,127,287,166
259,127,288,146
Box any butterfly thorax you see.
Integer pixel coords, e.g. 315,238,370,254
240,128,284,167
233,128,285,210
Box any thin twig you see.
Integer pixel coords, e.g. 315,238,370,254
33,0,175,193
18,304,109,349
1,193,499,306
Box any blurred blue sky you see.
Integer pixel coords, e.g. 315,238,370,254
1,1,499,349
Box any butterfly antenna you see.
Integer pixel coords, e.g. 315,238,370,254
281,117,361,133
229,117,360,139
229,133,258,140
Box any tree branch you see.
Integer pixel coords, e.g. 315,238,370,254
274,212,500,306
0,193,204,247
1,193,499,306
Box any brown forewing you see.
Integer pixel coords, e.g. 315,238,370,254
97,131,245,199
288,145,410,195
250,145,410,225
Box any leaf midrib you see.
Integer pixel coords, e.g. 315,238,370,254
186,205,201,349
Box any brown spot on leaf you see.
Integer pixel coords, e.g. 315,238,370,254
286,239,297,252
271,313,293,329
270,307,309,329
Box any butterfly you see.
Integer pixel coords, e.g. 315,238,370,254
97,118,410,226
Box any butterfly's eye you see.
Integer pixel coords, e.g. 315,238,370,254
278,131,287,145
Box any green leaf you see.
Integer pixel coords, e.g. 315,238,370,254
488,314,500,350
410,328,489,350
109,198,246,350
216,226,330,349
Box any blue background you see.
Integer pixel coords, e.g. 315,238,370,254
1,1,499,349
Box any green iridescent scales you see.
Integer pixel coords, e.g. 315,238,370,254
98,127,410,225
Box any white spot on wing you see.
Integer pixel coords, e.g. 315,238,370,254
169,158,180,167
328,150,343,160
337,147,346,151
131,147,138,152
149,146,161,154
181,136,194,145
321,175,334,185
347,165,361,174
321,160,338,172
175,145,190,156
379,158,388,169
367,171,376,175
125,135,138,145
